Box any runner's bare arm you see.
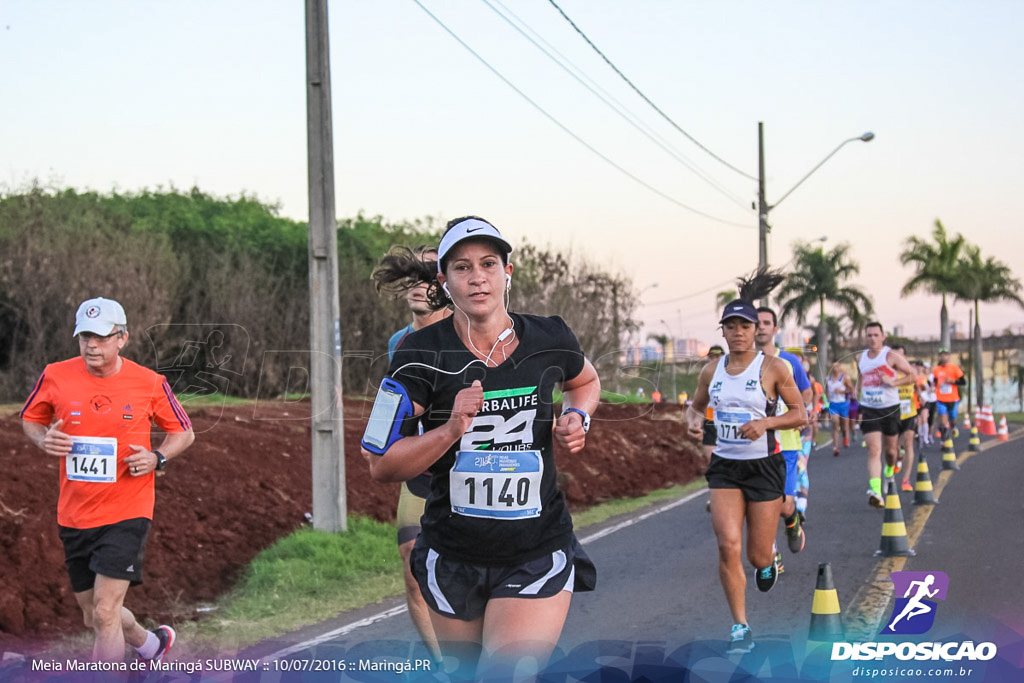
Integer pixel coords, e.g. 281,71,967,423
126,429,195,471
686,361,718,440
887,351,918,386
22,419,72,457
556,359,601,454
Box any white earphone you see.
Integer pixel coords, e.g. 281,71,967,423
506,274,512,291
443,282,451,297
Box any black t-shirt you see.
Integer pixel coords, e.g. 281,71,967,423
387,313,586,565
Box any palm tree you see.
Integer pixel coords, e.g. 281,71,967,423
776,241,873,379
951,246,1024,406
715,289,737,311
900,219,967,350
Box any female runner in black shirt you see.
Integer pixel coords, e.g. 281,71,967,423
364,216,600,677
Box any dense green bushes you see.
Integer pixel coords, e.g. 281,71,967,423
0,186,638,402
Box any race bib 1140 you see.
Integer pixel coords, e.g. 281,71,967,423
450,450,543,519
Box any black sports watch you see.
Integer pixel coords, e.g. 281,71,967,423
154,450,167,471
561,407,591,434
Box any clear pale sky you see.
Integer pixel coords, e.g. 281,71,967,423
4,1,1022,349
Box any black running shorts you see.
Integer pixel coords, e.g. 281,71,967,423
860,405,901,436
59,517,151,592
705,452,785,503
898,416,916,434
410,534,597,621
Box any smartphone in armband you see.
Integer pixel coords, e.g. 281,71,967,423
361,377,414,455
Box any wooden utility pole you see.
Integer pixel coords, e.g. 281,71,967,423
305,0,346,532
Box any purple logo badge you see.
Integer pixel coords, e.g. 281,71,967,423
882,571,949,635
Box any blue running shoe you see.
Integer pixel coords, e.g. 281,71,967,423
726,623,754,654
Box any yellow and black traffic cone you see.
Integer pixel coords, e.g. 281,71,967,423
808,562,844,642
913,451,937,505
875,480,916,557
967,423,981,453
941,429,959,471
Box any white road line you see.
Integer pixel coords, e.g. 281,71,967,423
577,489,706,544
259,487,708,662
261,604,410,662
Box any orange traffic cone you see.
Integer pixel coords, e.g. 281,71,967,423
978,405,997,435
808,563,844,642
997,415,1009,442
963,413,972,431
876,481,915,557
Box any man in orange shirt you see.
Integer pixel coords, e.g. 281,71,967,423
932,347,966,440
21,298,194,663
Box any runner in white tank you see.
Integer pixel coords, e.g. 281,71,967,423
686,269,807,655
855,322,916,507
827,362,854,456
707,352,775,459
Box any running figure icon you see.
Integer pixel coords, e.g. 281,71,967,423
888,574,940,631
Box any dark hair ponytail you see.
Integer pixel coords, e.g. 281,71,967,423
371,245,448,310
736,266,785,303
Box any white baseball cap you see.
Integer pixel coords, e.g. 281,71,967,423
73,297,127,337
436,217,512,273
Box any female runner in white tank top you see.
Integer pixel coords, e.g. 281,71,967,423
827,362,855,455
687,271,807,654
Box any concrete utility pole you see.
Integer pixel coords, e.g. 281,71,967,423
757,122,769,273
305,0,346,532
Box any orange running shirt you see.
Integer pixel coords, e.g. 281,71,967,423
21,357,192,529
932,363,964,403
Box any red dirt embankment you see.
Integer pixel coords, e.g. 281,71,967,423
0,398,703,650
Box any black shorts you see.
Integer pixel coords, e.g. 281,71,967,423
59,517,151,592
899,416,916,434
705,452,785,503
702,418,717,446
410,535,597,622
860,405,901,436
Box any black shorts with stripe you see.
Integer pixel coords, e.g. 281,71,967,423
410,534,596,621
59,517,151,592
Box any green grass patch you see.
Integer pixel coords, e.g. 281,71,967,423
165,481,707,656
174,516,403,655
175,392,253,409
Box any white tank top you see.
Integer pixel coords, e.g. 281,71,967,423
827,373,849,404
709,352,778,461
922,379,937,403
858,346,900,408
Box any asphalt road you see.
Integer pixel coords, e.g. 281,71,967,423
247,425,1023,682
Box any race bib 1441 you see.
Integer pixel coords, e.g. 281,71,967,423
66,436,118,483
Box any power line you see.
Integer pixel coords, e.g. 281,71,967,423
546,0,757,181
484,0,751,211
412,0,752,228
644,278,737,307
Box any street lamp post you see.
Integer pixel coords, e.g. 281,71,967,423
757,122,874,273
